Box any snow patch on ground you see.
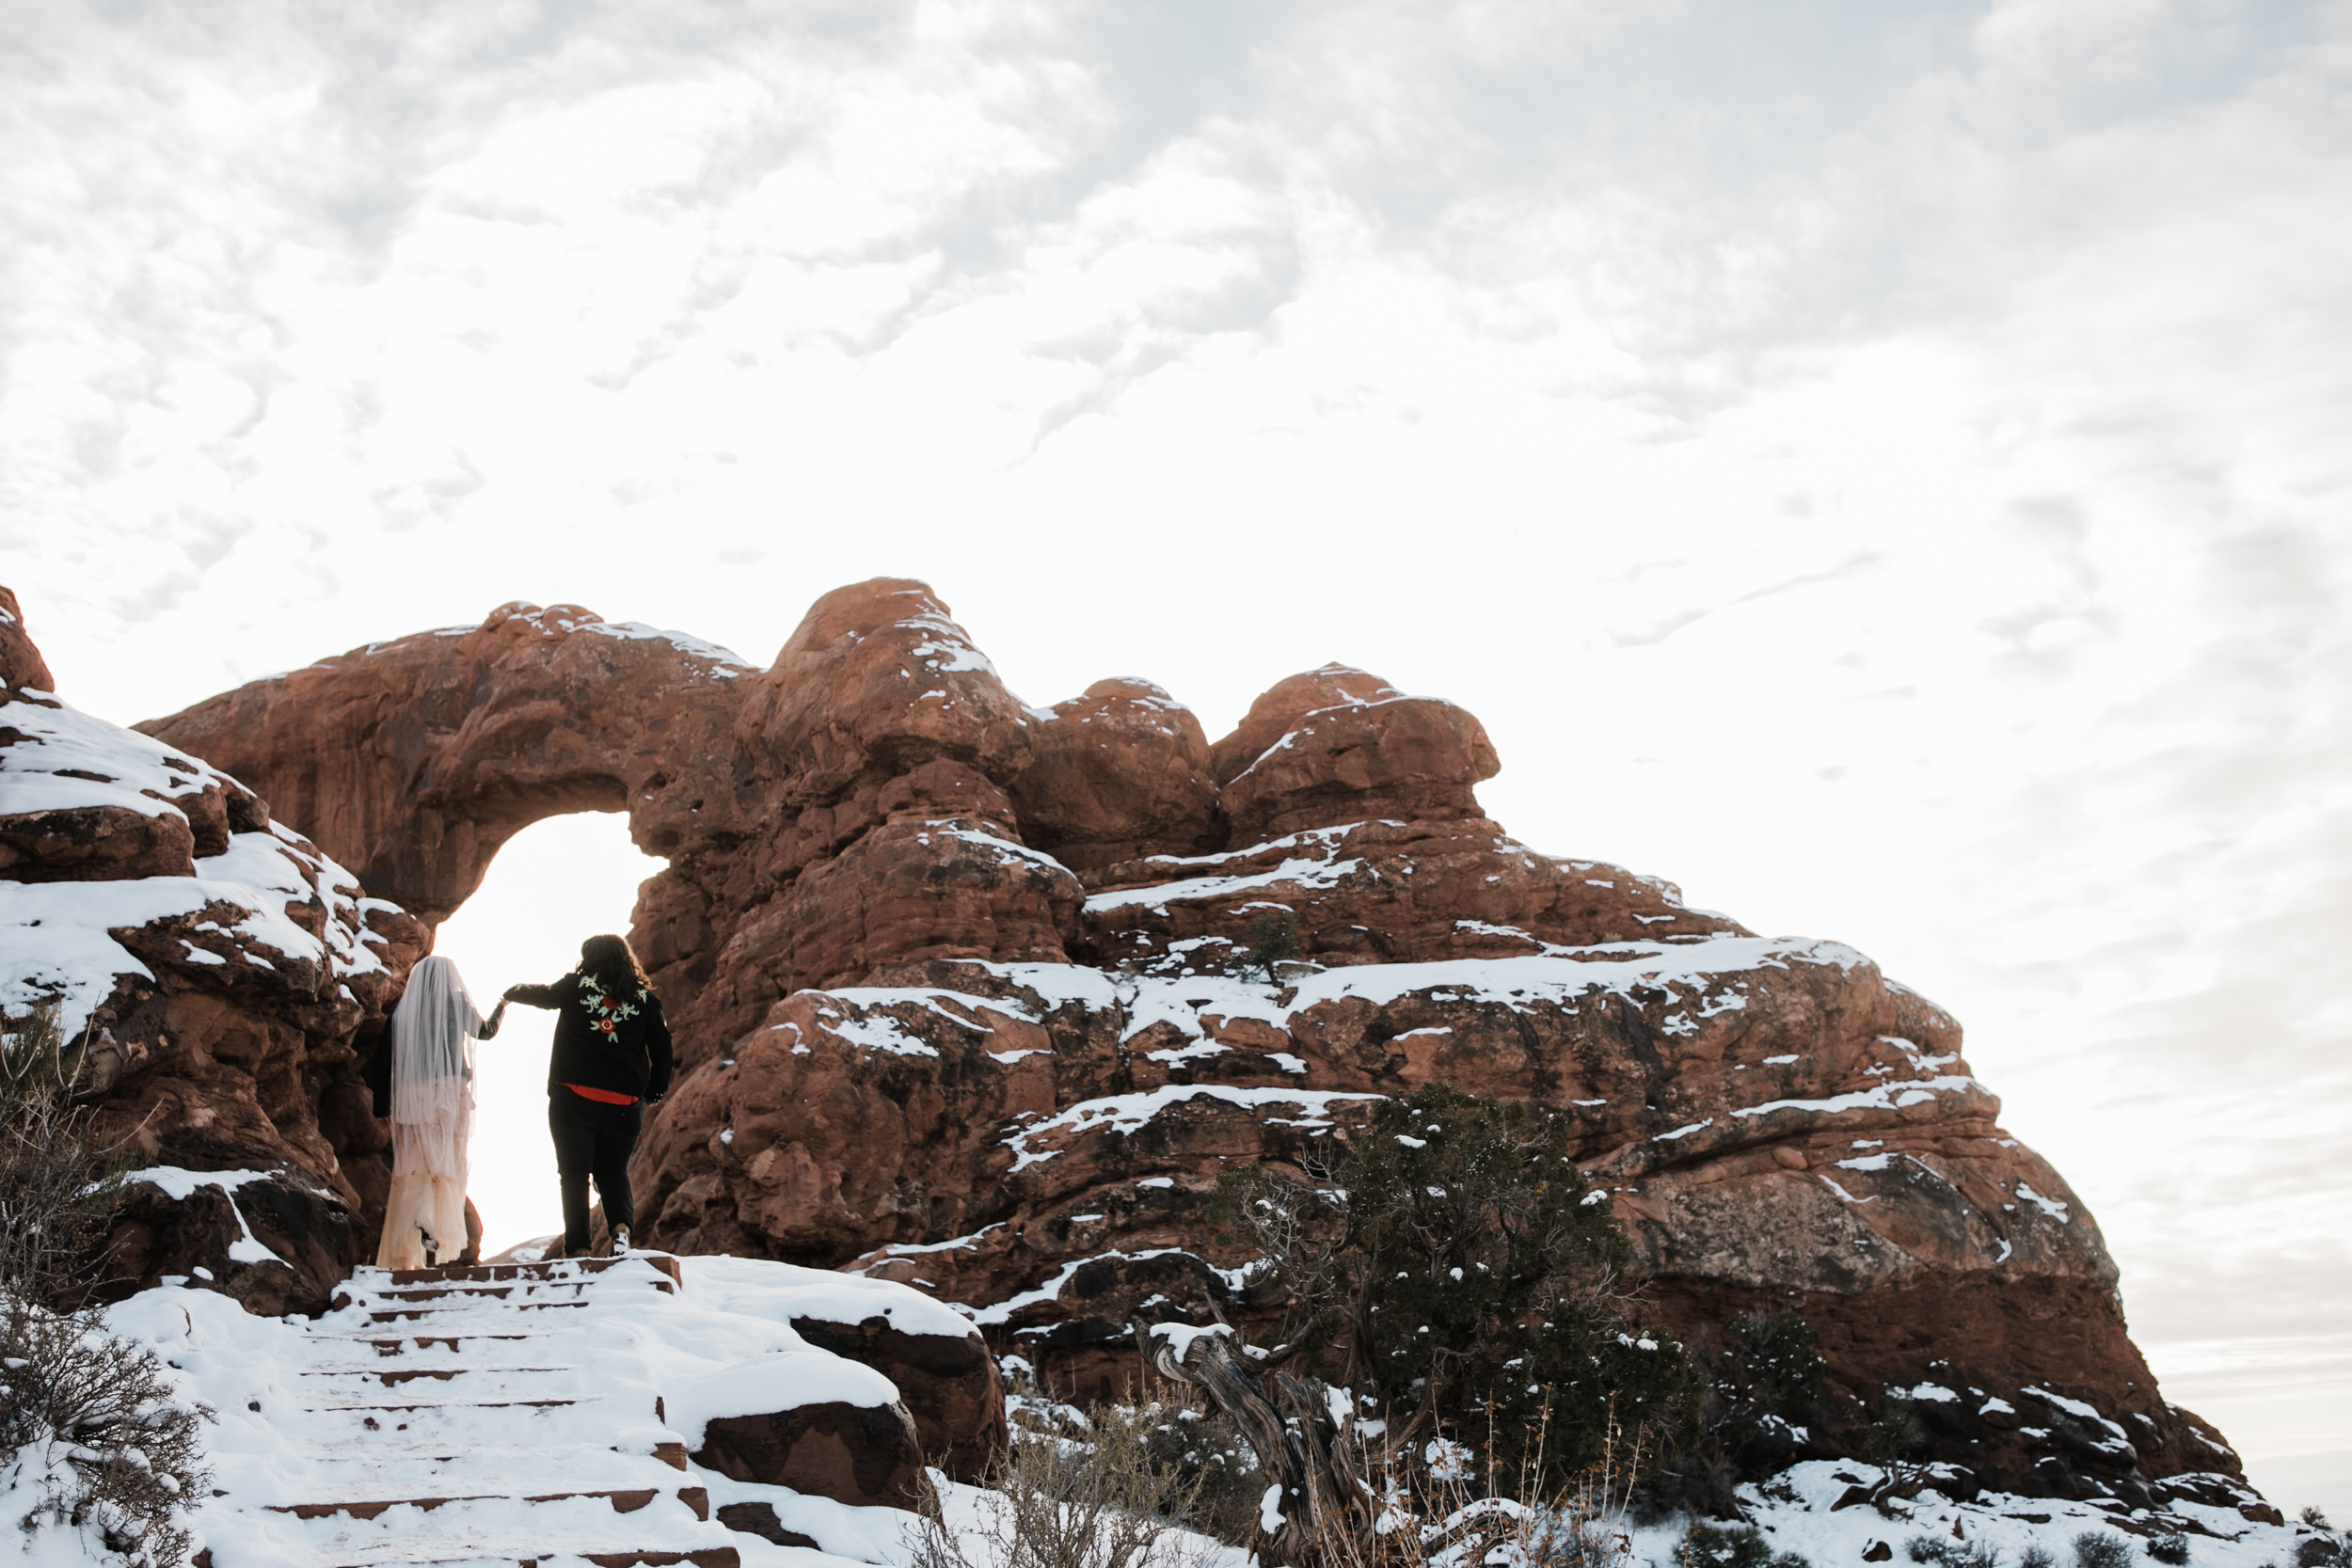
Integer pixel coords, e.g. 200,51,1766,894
67,1257,978,1568
1626,1460,2307,1568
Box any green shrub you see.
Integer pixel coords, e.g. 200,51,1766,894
1677,1520,1808,1568
1212,1083,1705,1490
1723,1312,1825,1433
1240,911,1301,980
2146,1535,2190,1566
1907,1536,2002,1568
1136,1398,1261,1547
2075,1533,2136,1568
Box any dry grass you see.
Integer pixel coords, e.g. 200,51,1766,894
1,1000,212,1567
909,1397,1219,1568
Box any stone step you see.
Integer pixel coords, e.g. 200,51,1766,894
297,1463,683,1497
365,1302,591,1323
366,1283,599,1304
281,1397,670,1436
296,1366,581,1386
242,1487,736,1566
334,1264,679,1314
298,1397,587,1415
327,1552,736,1568
215,1253,731,1568
363,1256,681,1290
305,1441,686,1470
271,1485,710,1522
285,1412,682,1466
314,1334,538,1351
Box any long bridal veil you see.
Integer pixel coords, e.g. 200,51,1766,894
377,955,488,1269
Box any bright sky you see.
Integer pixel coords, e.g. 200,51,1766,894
5,0,2346,1501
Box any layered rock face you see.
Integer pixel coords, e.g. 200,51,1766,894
141,578,2258,1516
0,587,429,1313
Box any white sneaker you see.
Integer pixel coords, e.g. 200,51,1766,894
608,1226,630,1258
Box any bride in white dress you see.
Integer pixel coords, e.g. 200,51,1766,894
376,956,506,1269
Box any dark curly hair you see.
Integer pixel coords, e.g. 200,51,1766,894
578,933,652,995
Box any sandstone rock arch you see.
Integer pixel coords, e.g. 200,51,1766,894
142,601,752,927
135,578,2270,1516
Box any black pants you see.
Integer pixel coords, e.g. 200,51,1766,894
548,1089,642,1253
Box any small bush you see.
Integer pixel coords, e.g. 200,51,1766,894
1136,1397,1261,1547
2145,1536,2190,1566
2076,1532,2136,1568
1907,1538,2001,1568
2294,1515,2347,1568
0,1001,211,1568
0,1307,210,1566
2021,1548,2056,1568
1211,1084,1705,1497
910,1399,1213,1568
1240,911,1301,980
1677,1521,1807,1568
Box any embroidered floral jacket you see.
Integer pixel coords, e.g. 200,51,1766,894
505,971,675,1102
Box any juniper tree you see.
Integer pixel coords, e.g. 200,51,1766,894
1210,1082,1703,1489
1240,911,1301,981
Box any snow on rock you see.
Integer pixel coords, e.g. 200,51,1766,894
666,1350,904,1446
689,1254,982,1344
120,1167,286,1265
1002,1085,1385,1172
1145,1321,1235,1361
0,585,429,1321
119,575,2266,1511
1082,826,1364,914
0,827,396,1044
0,692,244,825
683,1256,1008,1485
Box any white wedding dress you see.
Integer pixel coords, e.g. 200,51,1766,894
376,956,492,1269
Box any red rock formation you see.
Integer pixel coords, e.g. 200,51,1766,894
134,600,753,926
0,585,429,1314
1208,663,1500,841
1010,678,1223,872
5,584,1009,1510
0,586,55,694
692,1402,923,1512
787,1307,1009,1483
137,578,2260,1516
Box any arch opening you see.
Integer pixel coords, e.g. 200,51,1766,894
426,809,669,1259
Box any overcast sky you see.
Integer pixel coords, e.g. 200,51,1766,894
4,0,2345,1495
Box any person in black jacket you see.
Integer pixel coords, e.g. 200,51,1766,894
503,933,673,1259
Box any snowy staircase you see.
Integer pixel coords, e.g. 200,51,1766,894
206,1255,741,1568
